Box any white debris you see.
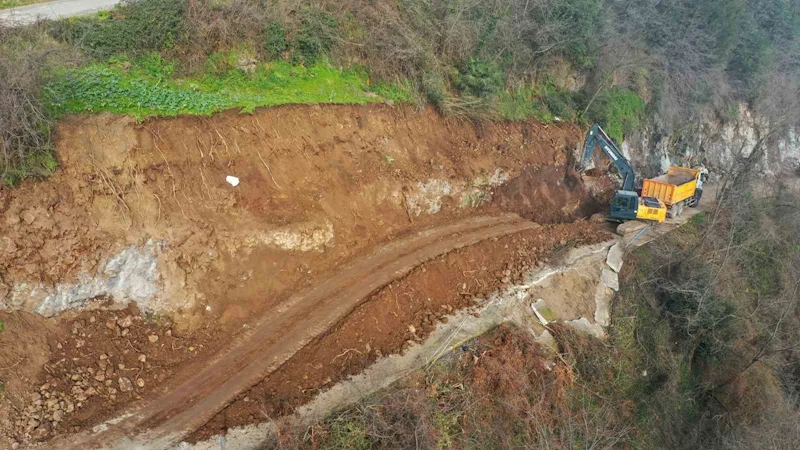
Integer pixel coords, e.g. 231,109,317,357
226,176,240,187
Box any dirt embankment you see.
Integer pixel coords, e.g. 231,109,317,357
0,104,613,447
1,105,599,330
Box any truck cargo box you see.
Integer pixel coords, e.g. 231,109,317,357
641,166,700,205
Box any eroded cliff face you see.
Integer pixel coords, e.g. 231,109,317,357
622,105,800,177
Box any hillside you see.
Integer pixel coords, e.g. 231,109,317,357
0,1,799,449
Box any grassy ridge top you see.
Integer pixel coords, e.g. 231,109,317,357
44,55,411,120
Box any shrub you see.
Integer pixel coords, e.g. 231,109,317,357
453,57,504,97
0,26,75,186
295,8,337,63
539,81,576,119
422,70,446,108
264,23,287,59
585,87,645,144
48,0,185,58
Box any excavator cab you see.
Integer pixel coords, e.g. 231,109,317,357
610,192,667,223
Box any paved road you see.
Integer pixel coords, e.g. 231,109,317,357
0,0,119,25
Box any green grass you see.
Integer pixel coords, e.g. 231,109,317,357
44,53,411,120
496,87,555,122
586,87,645,144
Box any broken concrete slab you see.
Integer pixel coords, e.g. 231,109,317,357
594,283,612,327
566,317,605,339
536,329,558,352
600,268,619,291
606,242,624,273
531,299,557,325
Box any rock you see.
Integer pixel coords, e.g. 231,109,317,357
600,268,619,291
118,316,133,328
52,410,64,422
32,426,49,439
118,377,133,393
148,335,159,343
594,282,613,327
590,213,606,223
136,378,145,388
616,220,647,236
138,354,147,363
25,418,40,433
99,353,108,360
536,329,558,352
11,442,20,450
408,325,416,334
21,210,36,225
94,373,105,382
105,320,117,330
118,363,125,370
565,318,605,339
606,242,624,273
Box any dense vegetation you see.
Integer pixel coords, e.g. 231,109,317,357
1,0,799,185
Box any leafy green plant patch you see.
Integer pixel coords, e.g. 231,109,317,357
44,55,410,120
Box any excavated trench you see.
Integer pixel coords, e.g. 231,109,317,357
0,104,614,448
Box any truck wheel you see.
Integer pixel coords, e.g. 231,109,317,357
689,189,703,207
677,201,685,216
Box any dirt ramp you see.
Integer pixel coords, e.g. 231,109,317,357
492,166,605,223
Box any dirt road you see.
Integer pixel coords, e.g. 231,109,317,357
50,214,540,449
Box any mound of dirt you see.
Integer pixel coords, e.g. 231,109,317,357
492,165,606,223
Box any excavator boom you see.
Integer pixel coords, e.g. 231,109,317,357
581,124,636,192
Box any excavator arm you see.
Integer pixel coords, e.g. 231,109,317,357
581,124,636,192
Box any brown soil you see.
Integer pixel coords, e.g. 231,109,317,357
193,221,608,441
493,165,602,223
1,105,597,331
3,305,217,444
50,215,573,449
0,104,615,447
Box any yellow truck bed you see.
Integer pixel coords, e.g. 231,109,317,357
642,166,700,205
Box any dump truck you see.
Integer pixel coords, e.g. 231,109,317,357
580,124,704,223
641,166,704,218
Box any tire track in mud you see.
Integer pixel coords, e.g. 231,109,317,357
54,214,541,450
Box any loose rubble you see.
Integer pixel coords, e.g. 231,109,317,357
9,307,211,444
